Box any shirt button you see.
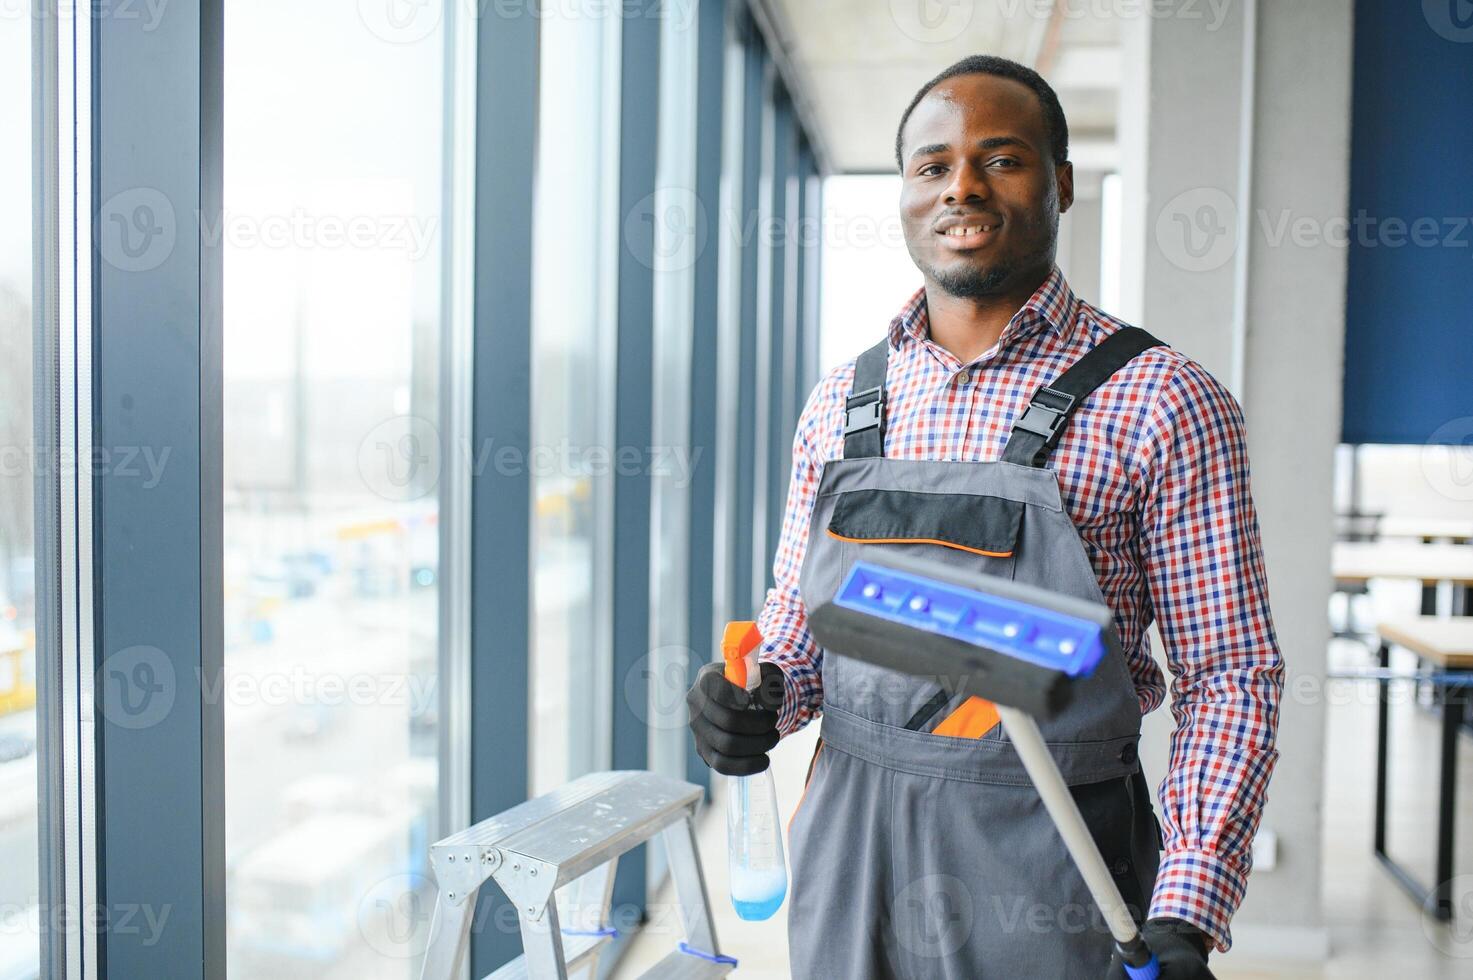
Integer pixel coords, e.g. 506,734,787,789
1111,857,1132,877
1119,742,1138,765
955,371,972,386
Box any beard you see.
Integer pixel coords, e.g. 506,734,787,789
928,260,1014,299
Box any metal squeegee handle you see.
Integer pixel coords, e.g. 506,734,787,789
995,705,1160,980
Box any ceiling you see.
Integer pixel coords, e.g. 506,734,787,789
761,0,1122,174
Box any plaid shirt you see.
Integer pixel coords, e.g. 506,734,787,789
757,266,1283,952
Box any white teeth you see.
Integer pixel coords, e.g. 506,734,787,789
944,225,994,236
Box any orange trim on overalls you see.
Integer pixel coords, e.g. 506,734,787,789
931,696,1001,739
824,529,1015,559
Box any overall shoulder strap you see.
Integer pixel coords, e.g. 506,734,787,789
1000,326,1166,468
843,338,890,459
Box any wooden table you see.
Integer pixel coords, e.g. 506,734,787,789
1377,516,1473,543
1372,617,1473,920
1334,542,1473,616
1333,542,1473,586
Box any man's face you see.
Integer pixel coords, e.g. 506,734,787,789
898,73,1072,300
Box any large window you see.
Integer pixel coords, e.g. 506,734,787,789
528,9,618,798
222,3,457,975
647,0,701,793
0,11,38,980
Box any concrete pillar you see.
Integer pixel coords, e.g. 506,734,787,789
1118,0,1353,962
1057,170,1104,308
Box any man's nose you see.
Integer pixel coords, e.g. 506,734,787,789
943,161,991,205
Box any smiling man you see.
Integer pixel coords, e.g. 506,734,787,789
687,55,1283,978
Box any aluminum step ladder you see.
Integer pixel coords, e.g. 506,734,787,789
418,770,735,980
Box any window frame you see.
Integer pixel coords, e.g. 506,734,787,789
27,2,829,976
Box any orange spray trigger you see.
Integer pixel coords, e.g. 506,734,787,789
721,621,763,690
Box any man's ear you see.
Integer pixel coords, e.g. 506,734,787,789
1056,160,1075,214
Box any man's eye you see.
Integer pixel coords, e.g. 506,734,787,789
989,157,1019,168
917,164,945,177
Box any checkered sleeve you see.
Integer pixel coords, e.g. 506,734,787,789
756,369,847,736
1133,358,1285,952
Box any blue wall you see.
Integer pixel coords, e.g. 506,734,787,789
1342,0,1473,445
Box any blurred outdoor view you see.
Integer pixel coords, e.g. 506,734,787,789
221,1,617,972
0,9,39,980
221,3,445,975
528,4,613,800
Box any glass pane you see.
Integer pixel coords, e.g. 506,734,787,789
222,4,451,974
529,10,614,798
647,0,699,788
0,10,38,980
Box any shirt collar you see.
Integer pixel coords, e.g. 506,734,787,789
887,265,1081,354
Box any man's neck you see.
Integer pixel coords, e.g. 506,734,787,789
924,269,1050,364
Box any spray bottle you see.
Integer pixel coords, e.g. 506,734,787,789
721,621,789,921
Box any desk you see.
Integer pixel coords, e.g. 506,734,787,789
1333,542,1473,616
1373,618,1473,920
1333,542,1473,586
1377,516,1473,543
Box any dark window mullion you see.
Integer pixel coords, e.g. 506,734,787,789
685,0,729,794
610,0,662,918
468,6,538,975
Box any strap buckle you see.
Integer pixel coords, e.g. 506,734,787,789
844,385,885,436
1013,387,1076,444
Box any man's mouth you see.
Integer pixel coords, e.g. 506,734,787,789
936,221,1001,250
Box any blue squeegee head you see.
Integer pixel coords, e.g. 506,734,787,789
832,560,1110,678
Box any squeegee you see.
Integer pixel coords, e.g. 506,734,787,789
808,553,1162,980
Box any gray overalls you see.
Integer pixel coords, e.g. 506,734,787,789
787,327,1166,979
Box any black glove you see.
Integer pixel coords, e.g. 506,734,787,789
686,660,786,776
1105,918,1215,978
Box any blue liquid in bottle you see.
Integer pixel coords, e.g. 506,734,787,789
727,769,788,921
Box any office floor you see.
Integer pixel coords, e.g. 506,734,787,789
616,638,1473,978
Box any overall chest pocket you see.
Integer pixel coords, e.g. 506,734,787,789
817,488,1025,724
824,488,1023,559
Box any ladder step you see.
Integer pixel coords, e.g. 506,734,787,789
436,771,701,888
442,772,632,849
635,948,736,980
480,931,611,980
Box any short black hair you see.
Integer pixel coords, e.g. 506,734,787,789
894,55,1069,171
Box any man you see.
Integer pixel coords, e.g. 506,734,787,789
688,55,1282,978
